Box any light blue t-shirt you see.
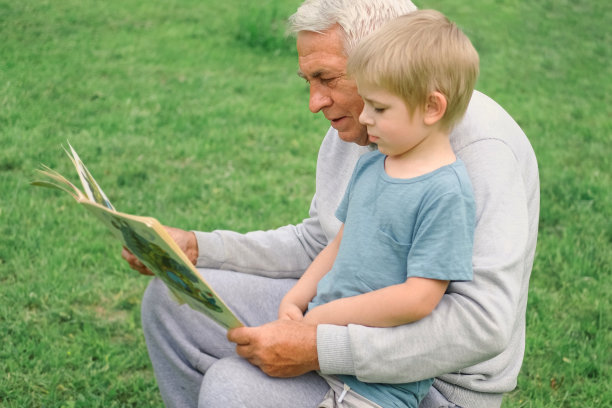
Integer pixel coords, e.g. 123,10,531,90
309,150,475,407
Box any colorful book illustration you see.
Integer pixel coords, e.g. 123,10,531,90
32,144,244,330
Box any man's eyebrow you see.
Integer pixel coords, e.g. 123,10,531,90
296,70,324,79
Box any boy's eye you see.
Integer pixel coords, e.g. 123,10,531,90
374,107,386,113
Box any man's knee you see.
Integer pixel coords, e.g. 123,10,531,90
198,357,254,407
198,356,328,408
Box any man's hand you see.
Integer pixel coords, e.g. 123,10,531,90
121,226,198,276
227,319,319,377
121,245,154,275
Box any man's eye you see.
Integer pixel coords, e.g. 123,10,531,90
320,76,340,86
374,107,385,113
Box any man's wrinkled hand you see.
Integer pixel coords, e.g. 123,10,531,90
227,319,319,377
121,226,198,276
121,246,154,275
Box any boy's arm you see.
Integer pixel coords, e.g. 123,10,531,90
303,277,449,327
278,225,344,321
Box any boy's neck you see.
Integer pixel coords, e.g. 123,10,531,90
384,129,455,179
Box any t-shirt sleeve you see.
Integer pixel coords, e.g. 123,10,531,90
407,190,475,282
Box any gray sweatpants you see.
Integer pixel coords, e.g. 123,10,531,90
141,270,460,407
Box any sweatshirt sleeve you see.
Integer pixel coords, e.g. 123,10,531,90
193,194,328,279
318,138,539,394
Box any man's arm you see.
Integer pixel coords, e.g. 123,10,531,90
193,209,329,279
122,188,329,278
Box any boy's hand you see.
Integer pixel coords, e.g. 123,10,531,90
278,302,304,321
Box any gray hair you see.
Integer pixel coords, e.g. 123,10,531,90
288,0,417,55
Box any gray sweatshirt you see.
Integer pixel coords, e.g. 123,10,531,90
194,90,540,408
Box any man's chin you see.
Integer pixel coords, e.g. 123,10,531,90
337,129,369,146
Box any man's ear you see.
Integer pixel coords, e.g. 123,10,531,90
423,91,447,126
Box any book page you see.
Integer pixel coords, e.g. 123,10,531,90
82,201,244,330
67,144,115,211
31,164,85,201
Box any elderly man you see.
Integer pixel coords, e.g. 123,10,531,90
124,0,539,407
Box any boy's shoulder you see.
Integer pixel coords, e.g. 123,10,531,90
356,149,384,166
351,149,385,177
425,160,475,202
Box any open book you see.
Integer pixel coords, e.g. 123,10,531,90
32,144,243,330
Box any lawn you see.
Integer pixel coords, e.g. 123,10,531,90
1,0,610,407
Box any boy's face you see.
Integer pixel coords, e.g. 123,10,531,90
358,82,429,158
297,26,368,146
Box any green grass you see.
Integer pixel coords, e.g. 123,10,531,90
1,0,610,407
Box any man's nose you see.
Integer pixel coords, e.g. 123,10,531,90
309,83,332,113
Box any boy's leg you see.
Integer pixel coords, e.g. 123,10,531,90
141,269,304,408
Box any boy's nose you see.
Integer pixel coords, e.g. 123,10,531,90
359,108,372,125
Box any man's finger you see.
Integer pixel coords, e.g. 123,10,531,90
137,265,154,276
121,247,139,266
235,343,255,359
121,247,154,275
227,327,253,345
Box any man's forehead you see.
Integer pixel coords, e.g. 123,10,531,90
297,51,347,80
296,26,347,78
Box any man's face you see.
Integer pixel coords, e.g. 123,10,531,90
297,26,368,145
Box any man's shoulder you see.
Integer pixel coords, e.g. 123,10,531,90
451,91,539,206
451,91,537,167
451,90,525,148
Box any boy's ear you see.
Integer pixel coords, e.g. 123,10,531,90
423,91,447,126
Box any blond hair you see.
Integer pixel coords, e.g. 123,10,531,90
347,9,479,130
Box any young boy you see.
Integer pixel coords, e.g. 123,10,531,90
279,9,479,408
